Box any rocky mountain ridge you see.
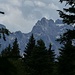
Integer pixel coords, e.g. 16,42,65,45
0,18,73,55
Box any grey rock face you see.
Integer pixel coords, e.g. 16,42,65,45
0,18,73,55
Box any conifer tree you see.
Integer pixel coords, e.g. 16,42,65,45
24,34,35,59
0,57,16,75
56,28,75,75
58,0,75,25
11,38,20,58
47,43,55,75
25,39,54,75
58,40,75,75
0,28,9,41
0,11,17,75
57,1,75,75
1,44,11,57
48,43,55,63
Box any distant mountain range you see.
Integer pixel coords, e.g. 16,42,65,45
0,17,73,55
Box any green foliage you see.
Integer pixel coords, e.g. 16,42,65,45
1,38,20,58
1,44,12,57
0,57,27,75
24,39,55,75
0,34,56,75
56,19,75,75
24,34,35,59
11,38,20,58
57,1,75,75
0,28,9,41
47,43,55,75
9,59,26,75
0,57,16,75
60,0,75,5
48,43,55,63
58,0,75,24
58,40,75,75
57,29,75,44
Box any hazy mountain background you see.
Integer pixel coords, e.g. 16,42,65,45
0,17,73,55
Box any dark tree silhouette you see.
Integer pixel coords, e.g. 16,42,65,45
57,1,75,75
1,44,12,58
58,40,75,75
11,38,20,58
58,0,75,24
24,39,55,75
0,11,5,14
0,57,16,75
24,34,35,59
47,43,55,75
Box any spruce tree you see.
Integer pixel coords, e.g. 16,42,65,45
57,28,75,75
48,43,55,63
25,39,54,75
24,34,35,59
11,38,20,58
58,40,75,75
47,43,55,75
57,1,75,75
58,0,75,24
0,28,9,41
0,57,16,75
1,44,11,58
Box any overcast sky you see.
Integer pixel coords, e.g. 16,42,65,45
0,0,65,33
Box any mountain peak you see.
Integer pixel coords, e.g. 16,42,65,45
0,18,73,55
40,17,48,23
41,18,55,25
41,17,47,21
15,31,22,34
35,17,48,26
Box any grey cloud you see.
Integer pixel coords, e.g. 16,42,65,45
0,0,64,33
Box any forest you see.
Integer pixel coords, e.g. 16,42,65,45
0,0,75,75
